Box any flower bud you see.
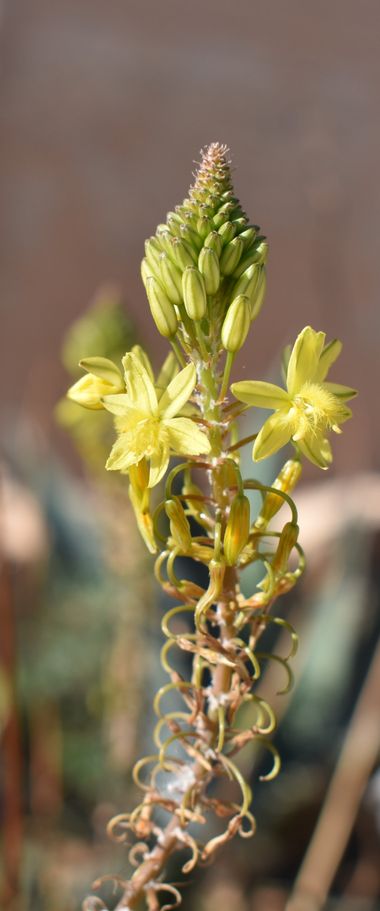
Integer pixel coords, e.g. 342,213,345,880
141,257,155,289
221,294,251,352
272,522,299,574
204,230,222,257
232,240,268,278
182,266,207,320
250,267,266,321
256,460,302,528
218,221,237,245
198,247,220,295
197,215,213,239
171,237,197,270
232,263,261,306
224,493,250,565
159,230,177,260
239,226,257,248
144,237,162,271
165,497,192,552
166,214,183,237
159,253,183,305
146,276,178,338
220,236,244,275
180,223,203,252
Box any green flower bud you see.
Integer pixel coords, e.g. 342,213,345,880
198,247,220,295
171,237,197,270
141,257,156,289
159,253,183,305
165,497,192,552
232,263,261,307
159,231,177,260
204,230,222,257
218,221,237,245
145,237,161,271
182,266,207,320
146,276,178,338
239,226,257,248
256,459,302,528
166,214,183,237
232,240,267,278
250,267,267,321
224,494,250,565
221,294,251,352
197,215,213,239
253,239,269,264
220,236,244,276
180,223,203,252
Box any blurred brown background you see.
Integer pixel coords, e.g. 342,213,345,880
0,0,378,472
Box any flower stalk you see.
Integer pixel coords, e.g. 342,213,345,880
65,143,356,911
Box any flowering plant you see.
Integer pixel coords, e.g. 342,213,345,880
65,143,356,911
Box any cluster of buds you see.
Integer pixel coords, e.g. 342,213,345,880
141,143,267,356
64,144,356,911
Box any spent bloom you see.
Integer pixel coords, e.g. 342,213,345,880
232,326,357,468
102,350,210,486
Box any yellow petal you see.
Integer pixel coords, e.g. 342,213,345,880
159,363,196,419
106,436,142,472
297,434,332,469
314,338,342,382
165,417,211,456
79,356,123,387
122,352,158,414
322,382,357,402
131,345,154,382
102,394,134,416
231,380,290,409
148,444,170,487
287,326,326,395
253,412,293,461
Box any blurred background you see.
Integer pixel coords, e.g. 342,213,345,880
0,1,379,909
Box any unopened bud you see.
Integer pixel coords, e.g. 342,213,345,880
256,460,302,527
204,230,222,257
180,223,203,252
198,247,220,295
232,263,261,307
197,216,213,239
159,253,183,305
165,497,192,552
146,276,178,338
218,221,237,245
141,257,156,289
171,237,197,270
182,266,207,320
220,236,244,275
224,494,250,565
239,226,257,248
221,294,251,352
272,522,299,574
232,240,268,278
145,237,162,270
250,267,266,321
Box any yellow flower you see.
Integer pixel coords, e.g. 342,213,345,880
102,351,211,486
67,357,124,409
231,326,357,469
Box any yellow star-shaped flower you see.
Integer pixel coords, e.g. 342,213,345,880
102,351,211,486
231,326,357,469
